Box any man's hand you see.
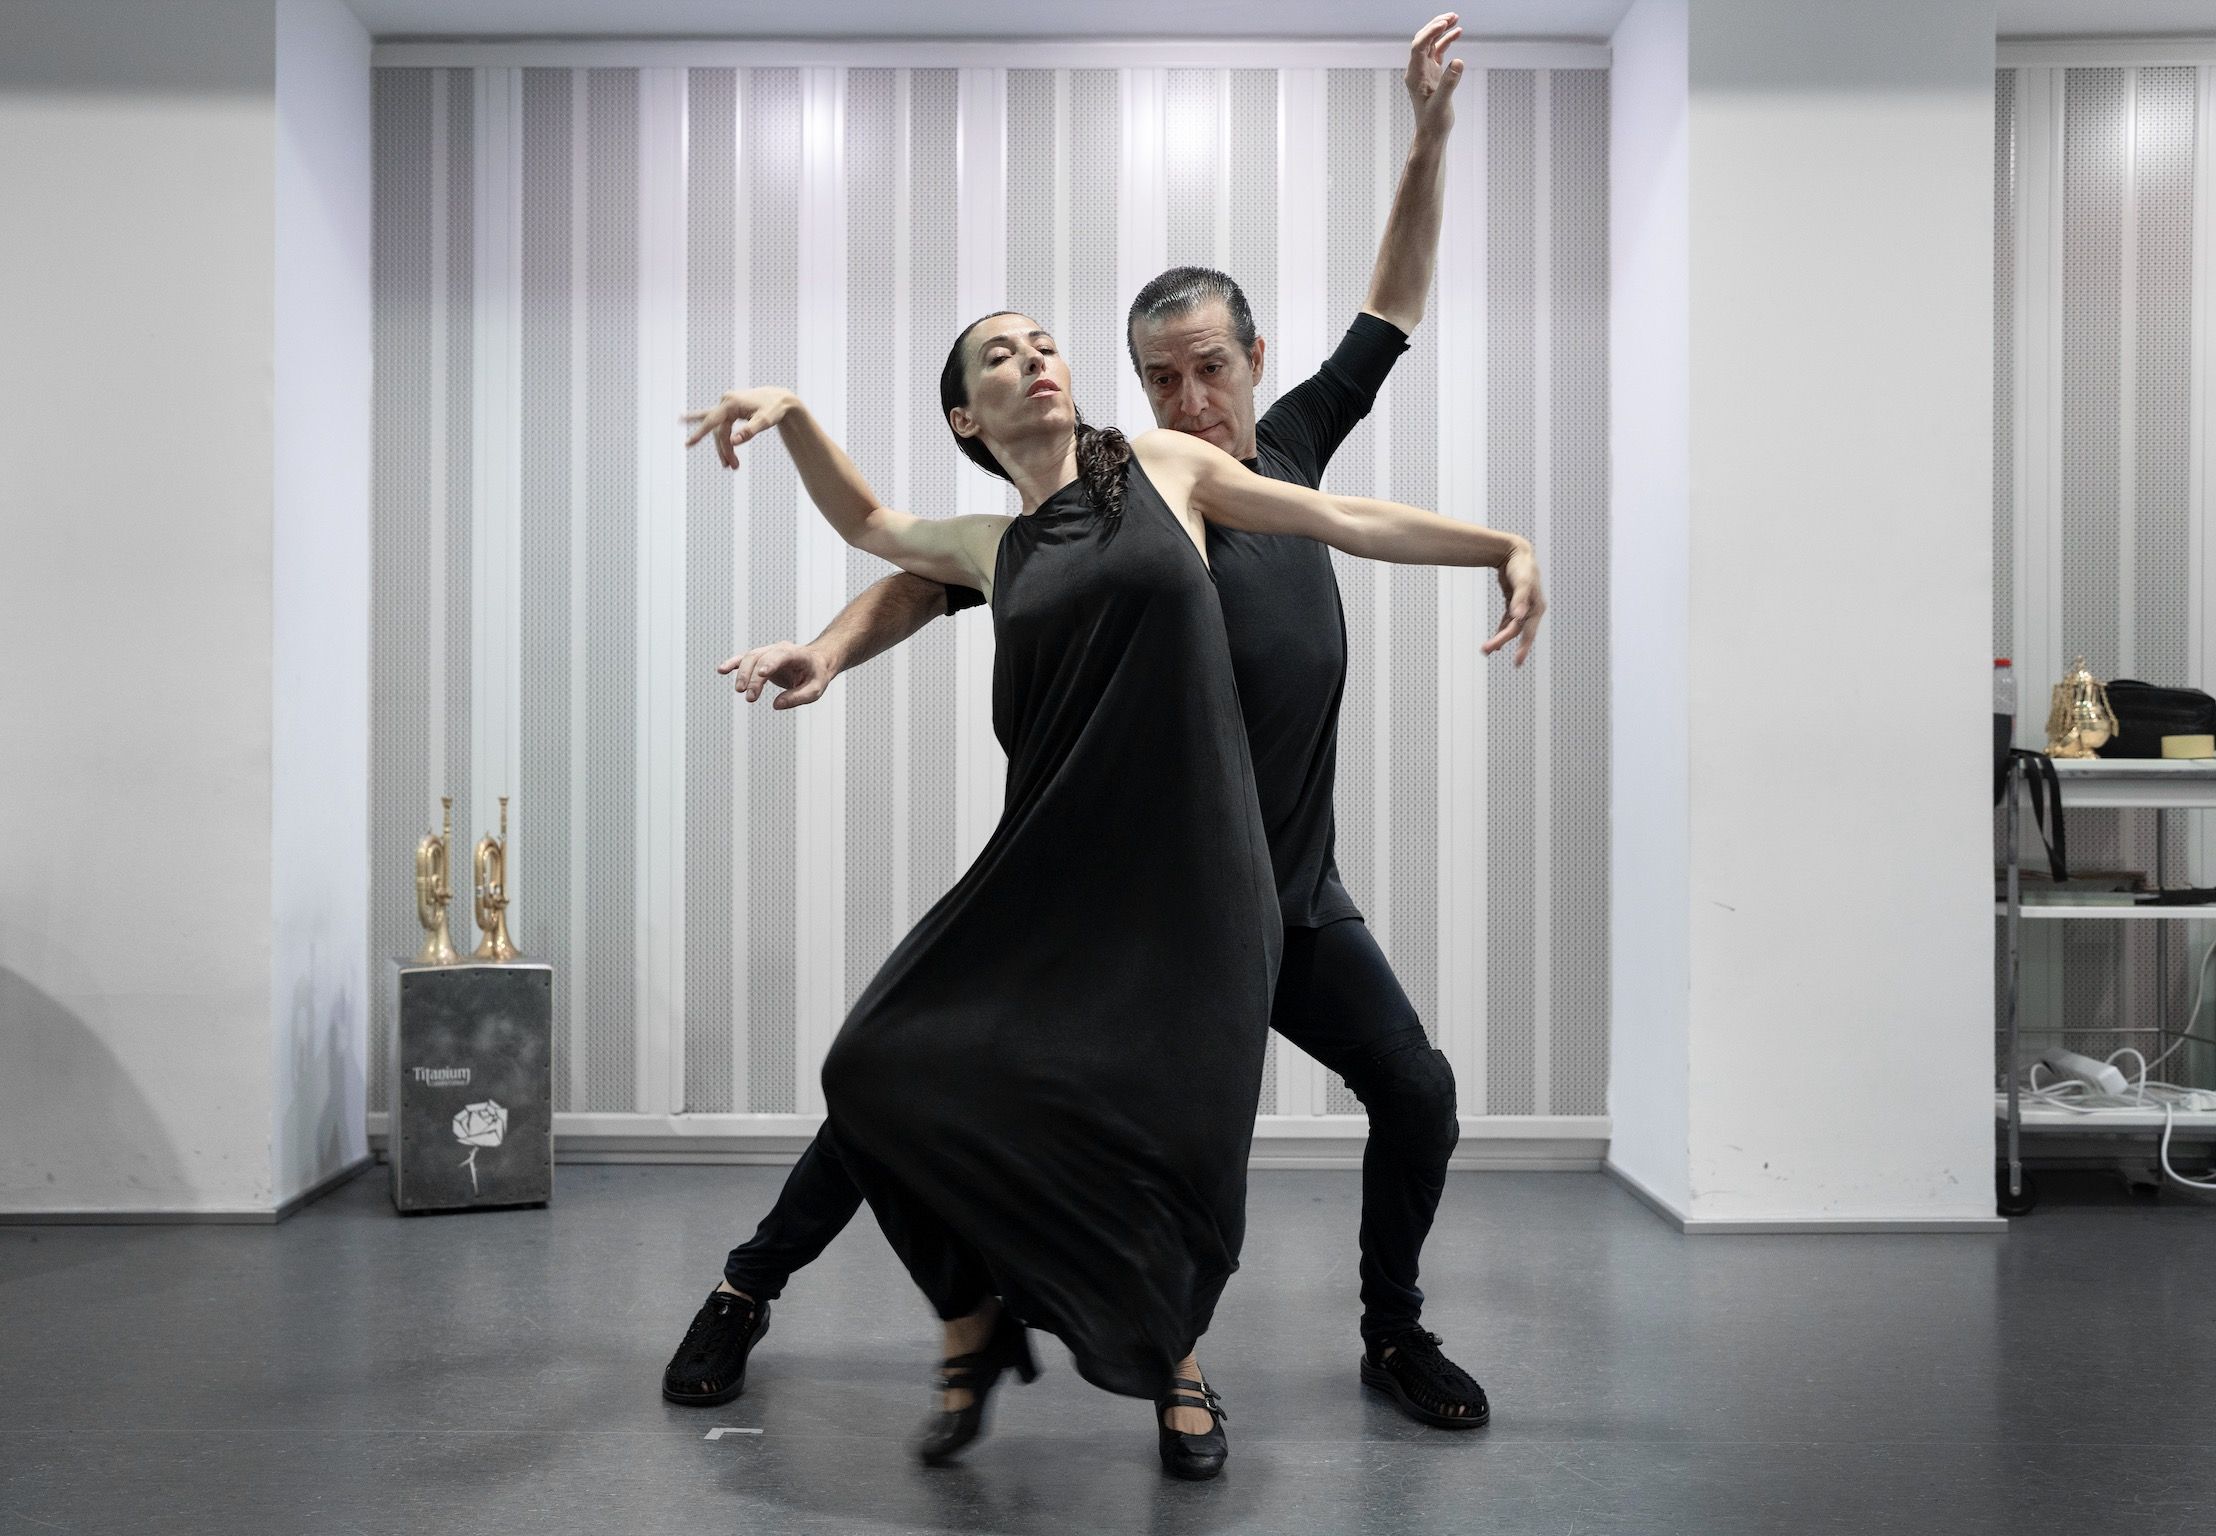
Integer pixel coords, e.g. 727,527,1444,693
718,641,838,710
1482,545,1545,669
1405,13,1466,139
682,387,798,469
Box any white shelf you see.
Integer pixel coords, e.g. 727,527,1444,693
1996,902,2216,920
2040,758,2216,808
1994,1097,2216,1132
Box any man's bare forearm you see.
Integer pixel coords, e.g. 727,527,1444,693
1364,131,1448,333
808,570,949,675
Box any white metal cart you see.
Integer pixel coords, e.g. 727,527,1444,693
1998,756,2216,1213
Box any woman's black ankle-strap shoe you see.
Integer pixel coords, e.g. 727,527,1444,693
913,1308,1040,1466
661,1290,771,1406
1360,1328,1490,1429
1156,1376,1229,1480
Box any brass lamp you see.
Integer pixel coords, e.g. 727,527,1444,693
2044,656,2117,759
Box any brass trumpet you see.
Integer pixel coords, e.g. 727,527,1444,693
472,795,521,963
414,796,459,965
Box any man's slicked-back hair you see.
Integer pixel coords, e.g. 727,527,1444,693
1125,266,1258,375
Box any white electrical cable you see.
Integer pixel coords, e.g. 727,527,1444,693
2142,940,2216,1078
2016,1043,2216,1189
2010,937,2216,1192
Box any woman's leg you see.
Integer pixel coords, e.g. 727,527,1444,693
835,1136,1003,1407
1164,1349,1214,1433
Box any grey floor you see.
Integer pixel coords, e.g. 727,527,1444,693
5,1167,2215,1536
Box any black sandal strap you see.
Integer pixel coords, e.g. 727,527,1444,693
1158,1380,1228,1423
936,1350,999,1391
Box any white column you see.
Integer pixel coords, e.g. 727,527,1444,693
1275,65,1328,1118
2195,65,2216,894
1437,61,1491,1122
2119,68,2140,676
727,69,755,1114
1118,67,1168,434
792,65,850,1115
1531,68,1556,1115
566,68,593,1114
1674,0,1999,1229
888,68,915,931
2014,66,2064,750
470,65,523,935
1367,68,1397,957
954,68,1008,869
635,66,688,1114
427,72,451,837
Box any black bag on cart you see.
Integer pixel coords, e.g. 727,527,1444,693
1997,747,2066,882
2093,679,2216,759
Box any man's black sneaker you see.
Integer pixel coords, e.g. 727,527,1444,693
662,1290,772,1406
1360,1329,1489,1429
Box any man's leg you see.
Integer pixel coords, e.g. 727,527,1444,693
663,1126,867,1405
722,1124,867,1301
1270,918,1486,1426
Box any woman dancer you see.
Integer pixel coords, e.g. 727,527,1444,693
683,314,1538,1476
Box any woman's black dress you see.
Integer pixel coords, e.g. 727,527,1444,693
821,454,1281,1400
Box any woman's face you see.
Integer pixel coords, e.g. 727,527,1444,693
951,314,1076,452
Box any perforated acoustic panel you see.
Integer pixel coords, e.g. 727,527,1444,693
1547,71,1611,1118
369,68,435,1115
369,61,1614,1135
743,68,802,1113
518,67,575,1107
1998,66,2208,1077
683,67,740,1112
1485,70,1539,1117
843,68,902,1016
1993,69,2017,665
906,72,964,933
1321,68,1382,1116
1164,69,1218,269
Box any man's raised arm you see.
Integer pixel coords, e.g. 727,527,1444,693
1364,13,1464,333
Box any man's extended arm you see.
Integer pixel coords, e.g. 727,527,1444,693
719,570,955,709
1363,13,1464,333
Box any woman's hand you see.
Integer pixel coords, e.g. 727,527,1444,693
718,640,837,710
682,387,798,468
1483,544,1545,667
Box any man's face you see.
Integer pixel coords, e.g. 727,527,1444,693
1130,299,1266,460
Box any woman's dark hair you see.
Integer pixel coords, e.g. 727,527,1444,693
941,311,1129,526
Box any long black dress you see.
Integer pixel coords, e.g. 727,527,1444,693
820,454,1281,1400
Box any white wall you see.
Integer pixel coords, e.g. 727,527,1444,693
273,0,373,1207
0,0,373,1217
1606,0,1692,1214
0,0,280,1213
1681,0,1997,1224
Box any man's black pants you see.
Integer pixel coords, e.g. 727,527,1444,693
723,915,1458,1343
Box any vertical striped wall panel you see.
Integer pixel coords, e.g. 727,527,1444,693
1998,65,2212,1083
369,61,1613,1128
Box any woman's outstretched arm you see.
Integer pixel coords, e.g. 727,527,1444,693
1133,427,1546,665
684,387,1004,592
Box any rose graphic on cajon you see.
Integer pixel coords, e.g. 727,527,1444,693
451,1100,508,1194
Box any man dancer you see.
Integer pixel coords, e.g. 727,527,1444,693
665,12,1540,1437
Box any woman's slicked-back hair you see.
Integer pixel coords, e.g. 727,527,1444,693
941,310,1130,527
